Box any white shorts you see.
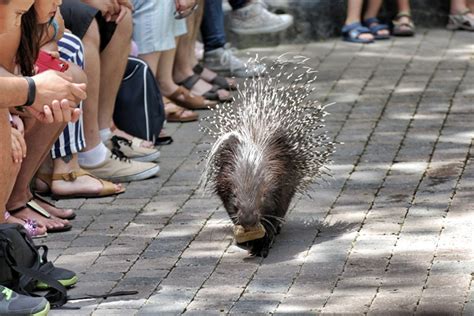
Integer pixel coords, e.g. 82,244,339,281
132,0,187,55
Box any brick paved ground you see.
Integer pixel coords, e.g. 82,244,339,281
48,29,473,315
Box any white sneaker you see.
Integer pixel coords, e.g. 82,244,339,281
81,148,160,183
203,43,265,78
105,135,160,162
230,0,294,35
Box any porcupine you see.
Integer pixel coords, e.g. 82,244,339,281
201,55,336,258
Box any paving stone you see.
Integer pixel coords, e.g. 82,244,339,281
41,31,474,314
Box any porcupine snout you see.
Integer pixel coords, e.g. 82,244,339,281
237,209,260,230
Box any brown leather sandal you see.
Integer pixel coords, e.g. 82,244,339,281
164,98,199,123
167,86,217,110
36,169,125,200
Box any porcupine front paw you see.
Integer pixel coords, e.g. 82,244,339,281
236,232,274,258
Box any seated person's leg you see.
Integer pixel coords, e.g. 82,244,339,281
0,110,21,224
62,1,160,182
36,32,125,199
173,3,231,102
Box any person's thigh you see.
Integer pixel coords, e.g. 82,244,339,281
60,0,117,52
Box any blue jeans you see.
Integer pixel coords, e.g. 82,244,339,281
201,0,227,52
201,0,249,52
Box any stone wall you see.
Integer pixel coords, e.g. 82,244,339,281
226,0,451,48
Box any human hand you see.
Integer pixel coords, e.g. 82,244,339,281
11,115,24,135
105,5,131,23
32,70,87,109
26,99,82,124
11,127,27,164
81,0,120,18
117,0,133,12
175,0,197,11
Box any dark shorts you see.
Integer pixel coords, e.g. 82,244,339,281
60,0,117,52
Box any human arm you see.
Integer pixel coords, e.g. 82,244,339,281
0,71,85,122
10,115,26,163
81,0,132,23
175,0,197,12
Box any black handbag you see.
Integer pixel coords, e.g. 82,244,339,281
0,224,67,307
114,57,167,146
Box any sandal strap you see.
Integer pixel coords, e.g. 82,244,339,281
211,75,231,90
51,169,91,182
459,8,472,16
395,11,412,19
27,200,52,219
178,74,201,90
99,179,118,196
32,192,56,208
363,17,382,26
168,86,206,109
342,22,371,35
363,17,389,32
49,168,119,198
169,86,188,99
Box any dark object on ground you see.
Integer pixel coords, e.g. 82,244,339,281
114,57,166,145
201,56,335,257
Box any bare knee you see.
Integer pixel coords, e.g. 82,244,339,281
115,8,133,41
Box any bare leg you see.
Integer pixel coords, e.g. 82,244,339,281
173,5,230,100
0,110,20,223
98,9,132,131
140,50,197,122
364,0,384,19
364,0,389,37
156,47,181,97
451,0,474,18
345,0,374,41
345,0,365,24
81,19,102,151
397,0,411,12
7,115,70,230
451,0,469,13
468,0,474,12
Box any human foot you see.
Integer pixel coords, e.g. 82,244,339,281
5,211,48,238
175,73,232,102
164,99,199,122
342,22,374,43
36,170,125,200
363,17,390,39
392,12,415,36
193,64,237,91
9,202,71,233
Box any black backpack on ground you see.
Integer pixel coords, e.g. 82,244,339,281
114,57,168,145
0,224,68,308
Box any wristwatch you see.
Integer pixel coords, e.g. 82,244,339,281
23,76,36,107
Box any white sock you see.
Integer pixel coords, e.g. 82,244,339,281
78,143,108,167
99,128,112,142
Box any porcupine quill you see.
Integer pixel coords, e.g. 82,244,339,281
200,55,336,257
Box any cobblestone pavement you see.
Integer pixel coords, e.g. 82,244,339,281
48,29,474,315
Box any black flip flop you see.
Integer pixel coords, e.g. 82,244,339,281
9,201,72,233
